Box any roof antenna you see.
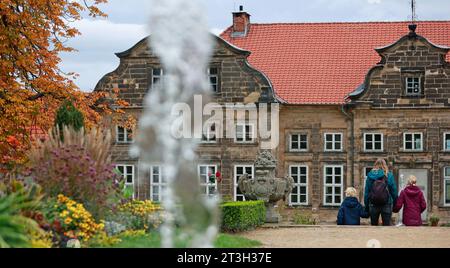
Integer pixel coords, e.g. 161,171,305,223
411,0,417,24
409,0,417,36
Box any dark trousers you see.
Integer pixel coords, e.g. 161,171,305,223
369,203,392,226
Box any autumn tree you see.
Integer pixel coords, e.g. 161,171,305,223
0,0,131,172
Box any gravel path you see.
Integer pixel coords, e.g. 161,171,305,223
241,226,450,248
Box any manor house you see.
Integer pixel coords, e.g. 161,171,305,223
95,9,450,222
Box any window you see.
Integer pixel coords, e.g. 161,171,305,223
235,123,254,143
406,77,421,95
289,165,308,205
323,165,344,206
324,133,343,152
404,132,423,151
151,165,167,202
117,165,134,198
152,68,163,84
444,167,450,206
198,165,218,197
362,167,373,205
116,165,134,185
208,67,219,92
202,123,217,143
234,165,254,201
444,133,450,151
290,134,308,152
364,133,383,152
116,126,133,143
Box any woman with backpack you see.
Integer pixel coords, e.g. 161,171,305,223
393,175,427,226
364,158,398,226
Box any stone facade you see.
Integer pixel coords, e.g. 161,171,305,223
347,28,450,221
94,35,275,201
95,27,450,223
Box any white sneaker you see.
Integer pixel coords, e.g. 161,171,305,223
395,223,404,227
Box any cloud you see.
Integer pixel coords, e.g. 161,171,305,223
367,0,382,4
59,19,148,91
210,28,224,36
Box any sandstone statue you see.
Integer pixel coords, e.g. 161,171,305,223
238,150,294,223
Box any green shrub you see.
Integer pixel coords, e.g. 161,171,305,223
292,211,317,225
220,201,265,232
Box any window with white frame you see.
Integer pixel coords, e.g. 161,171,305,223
234,165,254,201
323,165,344,206
405,77,421,95
444,167,450,206
289,165,308,205
290,134,308,152
444,133,450,151
324,133,343,152
208,67,219,92
150,165,167,202
152,68,163,84
116,165,134,198
404,132,423,151
116,126,133,143
116,165,134,185
202,123,217,143
198,165,218,197
364,133,383,152
235,123,254,143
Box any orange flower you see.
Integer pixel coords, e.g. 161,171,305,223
6,135,21,148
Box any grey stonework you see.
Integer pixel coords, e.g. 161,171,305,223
95,28,450,222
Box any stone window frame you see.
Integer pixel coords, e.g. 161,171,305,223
198,164,218,198
363,132,384,153
289,133,309,152
444,167,450,206
324,132,343,152
234,165,254,201
116,125,134,144
443,132,450,152
207,66,220,93
361,166,373,205
401,68,425,98
234,122,256,144
403,132,424,152
201,122,218,144
289,165,309,206
116,164,135,199
150,165,167,202
323,165,344,206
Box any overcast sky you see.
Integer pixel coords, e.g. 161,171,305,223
60,0,450,91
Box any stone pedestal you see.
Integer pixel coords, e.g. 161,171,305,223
238,151,294,223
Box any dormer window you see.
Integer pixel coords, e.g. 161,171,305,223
405,77,421,96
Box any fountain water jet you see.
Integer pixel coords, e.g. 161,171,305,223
131,0,219,248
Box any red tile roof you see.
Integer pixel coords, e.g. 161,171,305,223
221,21,450,104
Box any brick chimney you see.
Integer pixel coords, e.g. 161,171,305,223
232,5,250,37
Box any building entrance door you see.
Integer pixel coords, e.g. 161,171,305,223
398,169,428,222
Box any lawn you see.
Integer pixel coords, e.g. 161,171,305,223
100,232,261,248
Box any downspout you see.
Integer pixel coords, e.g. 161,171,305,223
341,103,355,186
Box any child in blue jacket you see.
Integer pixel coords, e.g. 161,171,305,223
337,187,369,225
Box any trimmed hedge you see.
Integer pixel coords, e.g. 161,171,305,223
220,200,266,232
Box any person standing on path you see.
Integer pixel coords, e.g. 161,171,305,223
364,158,398,226
393,175,427,226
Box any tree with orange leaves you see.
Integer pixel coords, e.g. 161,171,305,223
0,0,132,173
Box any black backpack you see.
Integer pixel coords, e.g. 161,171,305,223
369,175,390,206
